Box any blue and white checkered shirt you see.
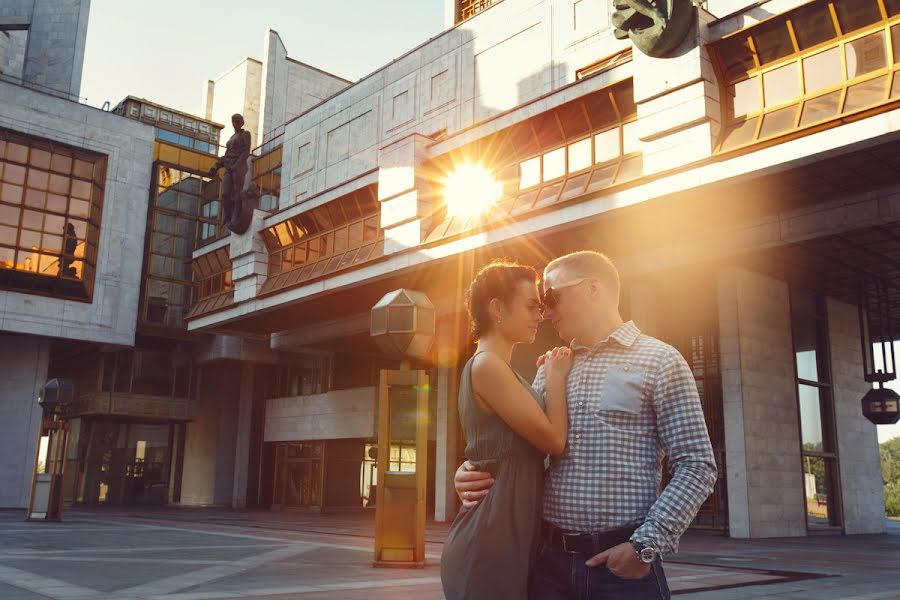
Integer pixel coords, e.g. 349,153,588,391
533,321,717,555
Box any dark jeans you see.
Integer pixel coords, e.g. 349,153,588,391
531,542,671,600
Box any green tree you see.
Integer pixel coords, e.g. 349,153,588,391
880,437,900,517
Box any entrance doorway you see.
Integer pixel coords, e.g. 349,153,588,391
73,420,174,506
653,270,728,532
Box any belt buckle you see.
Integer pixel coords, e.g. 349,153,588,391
561,532,584,554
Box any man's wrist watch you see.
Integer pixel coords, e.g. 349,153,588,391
629,540,658,564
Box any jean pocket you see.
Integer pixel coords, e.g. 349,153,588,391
597,364,645,414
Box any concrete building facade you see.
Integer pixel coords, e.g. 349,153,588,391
1,0,894,542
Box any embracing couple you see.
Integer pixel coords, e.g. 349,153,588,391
440,251,717,600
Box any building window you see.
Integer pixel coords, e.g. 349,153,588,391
713,0,900,153
253,145,282,213
424,79,641,243
260,184,383,296
186,246,234,320
143,165,215,329
458,0,495,22
791,287,841,529
0,128,106,301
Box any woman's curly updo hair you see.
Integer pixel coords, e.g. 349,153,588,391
466,259,539,340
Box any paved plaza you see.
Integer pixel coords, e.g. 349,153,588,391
0,509,897,600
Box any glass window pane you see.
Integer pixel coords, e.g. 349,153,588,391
4,163,26,185
519,157,540,189
73,159,93,180
43,213,65,234
42,234,62,253
542,147,566,181
1,183,23,205
0,246,14,269
834,0,882,34
615,155,643,183
791,3,837,50
803,47,843,94
843,74,888,112
799,384,826,452
753,18,795,65
46,194,67,214
0,225,17,246
567,138,592,172
22,209,43,231
800,90,841,127
71,179,91,200
728,77,760,118
720,117,759,151
69,199,90,219
48,174,70,195
763,62,800,107
7,143,28,164
845,32,886,79
893,25,900,64
30,149,50,170
594,128,620,163
50,153,72,174
27,169,49,190
887,0,900,16
24,188,45,209
19,229,40,249
0,204,20,226
803,455,835,527
718,35,756,82
759,104,798,139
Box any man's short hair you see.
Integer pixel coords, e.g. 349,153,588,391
544,251,620,299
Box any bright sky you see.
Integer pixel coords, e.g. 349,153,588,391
80,0,445,115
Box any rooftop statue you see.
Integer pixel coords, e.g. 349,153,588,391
612,0,704,58
207,114,258,235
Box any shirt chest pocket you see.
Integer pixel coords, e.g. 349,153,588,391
596,363,646,415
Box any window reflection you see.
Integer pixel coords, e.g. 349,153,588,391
715,0,899,152
0,128,105,299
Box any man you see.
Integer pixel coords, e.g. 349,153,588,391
207,113,252,231
455,251,716,599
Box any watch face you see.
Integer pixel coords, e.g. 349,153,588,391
639,547,656,563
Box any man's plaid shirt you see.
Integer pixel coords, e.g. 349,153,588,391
532,321,717,555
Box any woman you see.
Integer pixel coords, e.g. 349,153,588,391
441,260,573,600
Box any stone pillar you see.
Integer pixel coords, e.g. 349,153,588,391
633,9,720,175
230,209,269,304
180,363,240,506
0,333,49,508
378,133,433,255
232,363,255,509
434,323,461,522
717,267,807,538
827,298,886,534
23,0,91,99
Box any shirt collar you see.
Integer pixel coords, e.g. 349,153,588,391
570,320,642,352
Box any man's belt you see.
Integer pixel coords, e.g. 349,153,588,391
541,520,638,555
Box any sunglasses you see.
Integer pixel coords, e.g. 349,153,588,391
541,277,591,309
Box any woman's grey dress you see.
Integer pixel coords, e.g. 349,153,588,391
440,353,547,600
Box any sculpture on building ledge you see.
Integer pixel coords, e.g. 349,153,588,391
207,113,258,235
612,0,703,58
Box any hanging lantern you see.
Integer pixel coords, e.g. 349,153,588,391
857,278,900,425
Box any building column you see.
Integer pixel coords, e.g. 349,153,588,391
230,209,269,305
827,298,886,534
717,267,807,538
232,363,255,509
632,8,720,175
0,334,49,508
378,133,433,255
434,323,461,522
